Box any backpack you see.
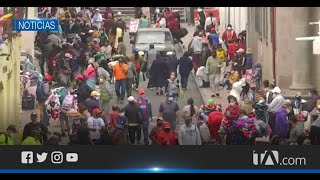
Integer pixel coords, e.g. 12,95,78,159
36,82,47,102
117,116,126,130
168,80,179,95
0,132,8,145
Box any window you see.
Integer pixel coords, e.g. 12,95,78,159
136,31,173,44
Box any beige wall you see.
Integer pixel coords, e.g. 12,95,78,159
310,7,320,88
0,34,21,131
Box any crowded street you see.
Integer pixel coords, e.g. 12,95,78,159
1,7,320,146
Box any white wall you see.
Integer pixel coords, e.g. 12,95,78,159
21,7,37,58
219,7,247,35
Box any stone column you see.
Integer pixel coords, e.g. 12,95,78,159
290,7,313,90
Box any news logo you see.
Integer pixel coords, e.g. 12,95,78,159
253,150,307,166
21,151,33,164
12,19,59,32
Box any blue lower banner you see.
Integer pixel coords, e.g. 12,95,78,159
0,146,318,173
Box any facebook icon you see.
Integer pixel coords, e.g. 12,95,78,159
21,151,33,164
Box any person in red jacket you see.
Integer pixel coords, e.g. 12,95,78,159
149,118,164,145
222,24,237,46
228,39,244,70
224,95,241,145
167,15,181,44
108,106,119,133
157,121,177,145
207,104,224,144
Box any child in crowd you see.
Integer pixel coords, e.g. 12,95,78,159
116,108,128,132
223,72,232,90
108,106,119,133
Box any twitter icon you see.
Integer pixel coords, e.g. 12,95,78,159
36,152,48,163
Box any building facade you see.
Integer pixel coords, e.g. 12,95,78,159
247,7,320,92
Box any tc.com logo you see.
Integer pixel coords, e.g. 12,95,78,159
253,150,307,166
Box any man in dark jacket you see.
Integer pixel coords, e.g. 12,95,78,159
22,113,47,144
75,74,93,104
197,7,206,31
84,91,101,115
178,52,193,90
165,54,179,75
124,96,142,145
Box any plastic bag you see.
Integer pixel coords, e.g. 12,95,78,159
196,66,205,79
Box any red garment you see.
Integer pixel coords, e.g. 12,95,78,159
228,43,244,61
207,110,224,144
149,126,162,143
157,121,177,145
92,44,101,51
104,9,114,19
167,18,180,34
222,30,237,44
109,111,119,128
224,105,241,122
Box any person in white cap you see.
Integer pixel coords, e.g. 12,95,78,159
123,96,142,145
234,48,246,76
267,86,285,135
91,8,103,29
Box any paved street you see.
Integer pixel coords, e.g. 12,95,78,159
19,23,208,144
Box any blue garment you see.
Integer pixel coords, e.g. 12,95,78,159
166,56,179,74
180,73,189,89
178,56,193,75
86,78,96,90
137,98,152,120
115,79,126,100
139,19,149,28
117,116,127,130
275,108,290,138
209,33,219,46
245,54,253,69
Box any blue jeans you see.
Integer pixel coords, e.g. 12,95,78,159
224,80,231,89
41,105,50,132
115,79,126,100
135,70,141,88
180,73,189,88
141,119,149,142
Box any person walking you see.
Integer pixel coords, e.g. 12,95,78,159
91,8,103,29
113,57,128,103
208,105,224,144
149,118,163,145
158,92,180,130
182,98,199,126
36,74,52,134
124,96,142,145
87,108,105,143
205,12,216,33
85,58,97,90
165,72,180,102
208,28,219,48
178,116,202,145
157,121,177,145
130,48,144,90
222,24,237,46
145,44,157,88
274,100,291,142
197,7,206,31
216,43,227,86
151,53,169,96
190,31,206,73
205,50,222,97
75,74,93,105
178,52,193,90
124,56,136,98
136,88,153,145
199,43,212,88
99,75,112,118
117,37,126,56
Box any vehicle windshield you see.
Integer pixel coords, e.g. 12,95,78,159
136,31,173,44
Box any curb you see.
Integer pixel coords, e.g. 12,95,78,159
191,72,206,105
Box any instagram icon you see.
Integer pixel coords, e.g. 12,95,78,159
51,151,63,164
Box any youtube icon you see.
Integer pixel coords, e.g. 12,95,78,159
66,153,78,163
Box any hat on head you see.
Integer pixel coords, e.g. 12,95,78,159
91,91,100,97
76,74,85,81
166,92,174,97
44,74,53,81
296,92,302,97
92,108,102,114
272,87,281,94
95,8,100,11
284,99,292,106
65,53,72,58
128,96,135,102
117,12,122,15
138,88,145,95
236,48,245,53
133,48,139,52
